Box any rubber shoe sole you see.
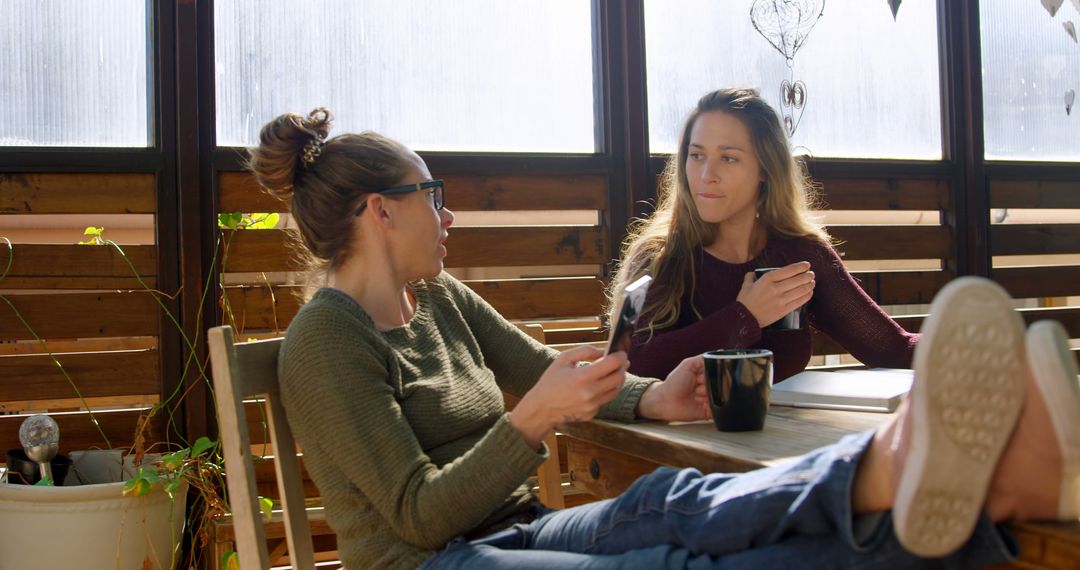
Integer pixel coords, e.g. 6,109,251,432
1026,320,1080,520
894,277,1026,557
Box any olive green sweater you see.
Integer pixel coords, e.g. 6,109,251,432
278,273,657,569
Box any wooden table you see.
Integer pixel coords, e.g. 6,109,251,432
560,407,1080,569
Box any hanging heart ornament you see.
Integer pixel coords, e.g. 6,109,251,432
1064,20,1077,43
779,80,808,135
1042,0,1064,17
1066,89,1075,116
750,0,826,60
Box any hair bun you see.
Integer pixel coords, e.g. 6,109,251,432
247,107,335,200
303,107,332,140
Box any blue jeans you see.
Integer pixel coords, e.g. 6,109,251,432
419,431,1016,569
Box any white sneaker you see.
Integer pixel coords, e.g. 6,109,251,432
894,277,1026,557
1026,320,1080,520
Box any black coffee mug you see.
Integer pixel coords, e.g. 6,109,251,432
4,449,72,485
754,267,806,330
703,349,773,432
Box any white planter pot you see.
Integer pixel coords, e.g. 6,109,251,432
0,480,187,570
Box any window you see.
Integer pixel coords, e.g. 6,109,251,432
215,0,595,152
0,0,150,147
981,0,1080,161
644,0,942,159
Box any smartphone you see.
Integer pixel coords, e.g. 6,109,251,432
605,275,653,355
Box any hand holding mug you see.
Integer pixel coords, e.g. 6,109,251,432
736,261,814,329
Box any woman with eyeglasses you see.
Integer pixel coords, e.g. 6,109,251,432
608,88,918,382
251,108,1078,570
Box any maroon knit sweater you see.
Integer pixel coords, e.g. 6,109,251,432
626,235,919,381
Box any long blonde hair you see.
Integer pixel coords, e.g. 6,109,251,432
607,88,828,335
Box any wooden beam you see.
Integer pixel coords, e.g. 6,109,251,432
223,227,608,272
447,226,607,267
995,266,1080,299
0,244,156,289
222,286,300,333
990,180,1080,209
816,178,949,211
829,226,951,260
991,224,1080,256
223,277,609,331
0,292,160,340
849,270,952,305
219,230,304,272
0,350,159,402
218,171,607,213
0,173,156,214
217,172,288,214
442,175,607,211
0,408,152,453
813,307,1080,356
462,278,607,320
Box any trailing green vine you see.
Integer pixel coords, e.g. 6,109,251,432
0,212,281,569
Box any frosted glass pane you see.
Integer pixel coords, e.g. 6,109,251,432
981,0,1080,161
0,0,149,147
215,0,594,152
645,1,942,159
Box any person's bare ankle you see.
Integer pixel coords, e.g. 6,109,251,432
986,369,1063,522
854,400,908,514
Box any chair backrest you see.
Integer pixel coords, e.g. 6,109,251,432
505,323,564,509
208,325,315,570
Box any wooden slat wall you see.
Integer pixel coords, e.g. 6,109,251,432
0,172,162,454
218,172,607,213
219,170,958,363
0,244,157,289
807,176,953,358
0,173,157,214
223,277,607,328
222,226,608,272
0,350,159,401
216,172,612,338
990,178,1080,345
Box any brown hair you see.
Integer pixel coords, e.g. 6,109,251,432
607,88,828,334
246,108,414,287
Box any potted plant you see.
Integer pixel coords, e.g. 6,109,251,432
0,217,278,569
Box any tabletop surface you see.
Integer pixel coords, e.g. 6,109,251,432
559,405,892,471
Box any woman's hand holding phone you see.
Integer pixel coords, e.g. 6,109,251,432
509,346,627,449
606,275,652,355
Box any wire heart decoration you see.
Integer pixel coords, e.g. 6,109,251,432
750,0,825,61
779,80,809,135
751,0,824,136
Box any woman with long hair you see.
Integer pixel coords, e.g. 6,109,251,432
610,88,917,381
248,107,1077,569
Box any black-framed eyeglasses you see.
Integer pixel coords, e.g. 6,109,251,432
354,179,445,216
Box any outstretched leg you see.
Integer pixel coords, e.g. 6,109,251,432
984,319,1080,521
890,277,1027,557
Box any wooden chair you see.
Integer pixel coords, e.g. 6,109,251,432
509,323,564,509
208,322,565,568
208,325,315,570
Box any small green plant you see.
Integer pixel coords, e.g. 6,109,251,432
1,213,283,568
123,436,219,501
77,226,107,245
217,212,279,230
